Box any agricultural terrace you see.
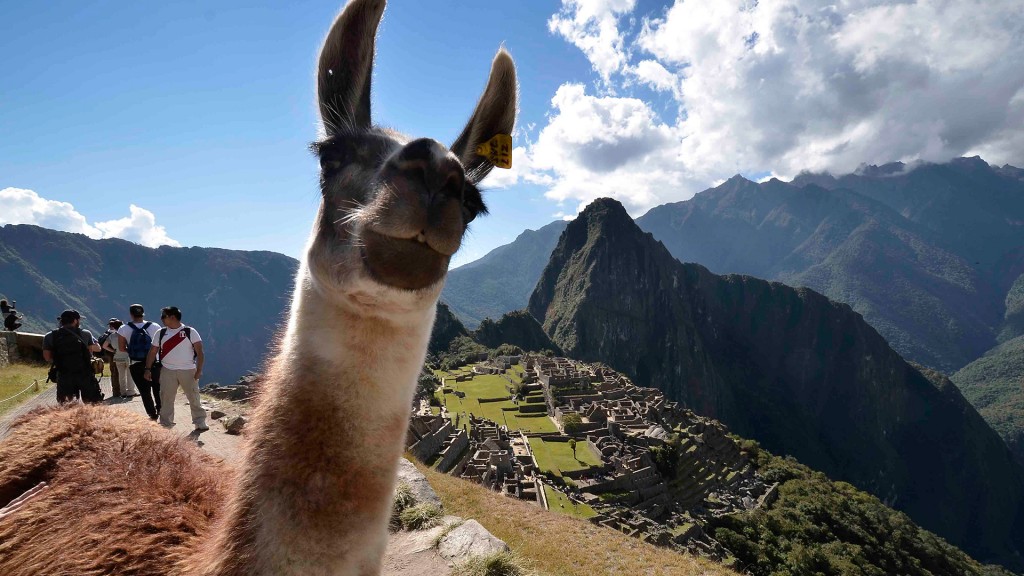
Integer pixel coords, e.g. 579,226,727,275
529,437,603,478
542,483,597,520
433,364,559,434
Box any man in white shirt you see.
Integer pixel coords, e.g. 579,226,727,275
144,306,207,432
117,304,162,420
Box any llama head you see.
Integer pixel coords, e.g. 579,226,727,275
307,0,517,311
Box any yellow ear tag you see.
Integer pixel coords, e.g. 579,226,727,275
475,134,513,169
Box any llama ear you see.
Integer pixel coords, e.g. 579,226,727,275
450,48,518,184
317,0,386,134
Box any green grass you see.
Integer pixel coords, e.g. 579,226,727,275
436,366,560,434
0,362,51,417
543,484,597,519
529,438,603,478
451,373,512,399
507,413,559,434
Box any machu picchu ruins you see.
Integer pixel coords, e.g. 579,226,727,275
407,353,776,560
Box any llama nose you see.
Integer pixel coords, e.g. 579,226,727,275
393,138,465,204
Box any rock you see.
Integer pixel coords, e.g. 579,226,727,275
210,410,227,420
437,519,509,561
223,415,248,435
396,458,441,508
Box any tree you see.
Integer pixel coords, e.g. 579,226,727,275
569,438,578,459
562,413,584,435
415,372,441,404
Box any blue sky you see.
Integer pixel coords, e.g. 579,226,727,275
3,0,1022,267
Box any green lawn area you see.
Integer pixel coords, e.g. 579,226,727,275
530,438,603,477
0,362,51,417
449,373,510,399
543,484,597,519
507,364,526,384
435,368,560,434
507,413,559,434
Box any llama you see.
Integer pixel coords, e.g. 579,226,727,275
0,0,516,574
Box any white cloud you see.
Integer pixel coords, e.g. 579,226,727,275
524,0,1024,216
548,0,637,83
0,188,181,248
93,204,180,248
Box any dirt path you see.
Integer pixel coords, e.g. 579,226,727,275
0,377,243,461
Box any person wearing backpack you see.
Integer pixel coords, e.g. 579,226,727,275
42,309,103,404
143,306,208,431
117,304,162,420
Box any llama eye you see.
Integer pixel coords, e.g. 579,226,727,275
320,156,342,173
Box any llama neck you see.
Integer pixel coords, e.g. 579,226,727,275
189,265,436,576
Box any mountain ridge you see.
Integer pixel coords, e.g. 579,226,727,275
0,224,297,384
528,197,1024,569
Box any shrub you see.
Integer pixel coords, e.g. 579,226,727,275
452,551,534,576
390,482,417,531
399,503,443,530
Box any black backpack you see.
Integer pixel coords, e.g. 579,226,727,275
52,328,91,375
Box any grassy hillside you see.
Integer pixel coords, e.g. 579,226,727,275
713,440,1013,576
419,463,737,576
953,335,1024,464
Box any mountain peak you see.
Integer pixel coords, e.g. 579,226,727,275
579,197,630,219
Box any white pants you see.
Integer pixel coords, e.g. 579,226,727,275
158,368,207,429
114,360,134,395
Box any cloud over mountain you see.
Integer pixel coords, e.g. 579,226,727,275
0,187,180,248
518,0,1024,217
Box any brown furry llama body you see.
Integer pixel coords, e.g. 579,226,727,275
0,1,516,574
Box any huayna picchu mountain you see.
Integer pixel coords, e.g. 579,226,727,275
529,198,1024,570
0,224,296,384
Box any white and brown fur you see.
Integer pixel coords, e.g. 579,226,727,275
0,1,516,574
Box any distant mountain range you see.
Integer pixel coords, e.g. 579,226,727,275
639,156,1024,373
527,197,1024,569
441,220,567,329
447,157,1024,374
0,224,296,384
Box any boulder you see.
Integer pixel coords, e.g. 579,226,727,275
437,519,509,561
210,410,227,420
223,415,248,435
396,458,441,508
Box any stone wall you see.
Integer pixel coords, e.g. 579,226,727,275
16,333,45,363
0,331,42,367
0,331,14,368
409,419,455,462
436,430,469,473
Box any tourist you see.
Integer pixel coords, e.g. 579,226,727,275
1,299,22,331
101,318,135,399
145,306,208,432
117,304,162,420
42,309,103,404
